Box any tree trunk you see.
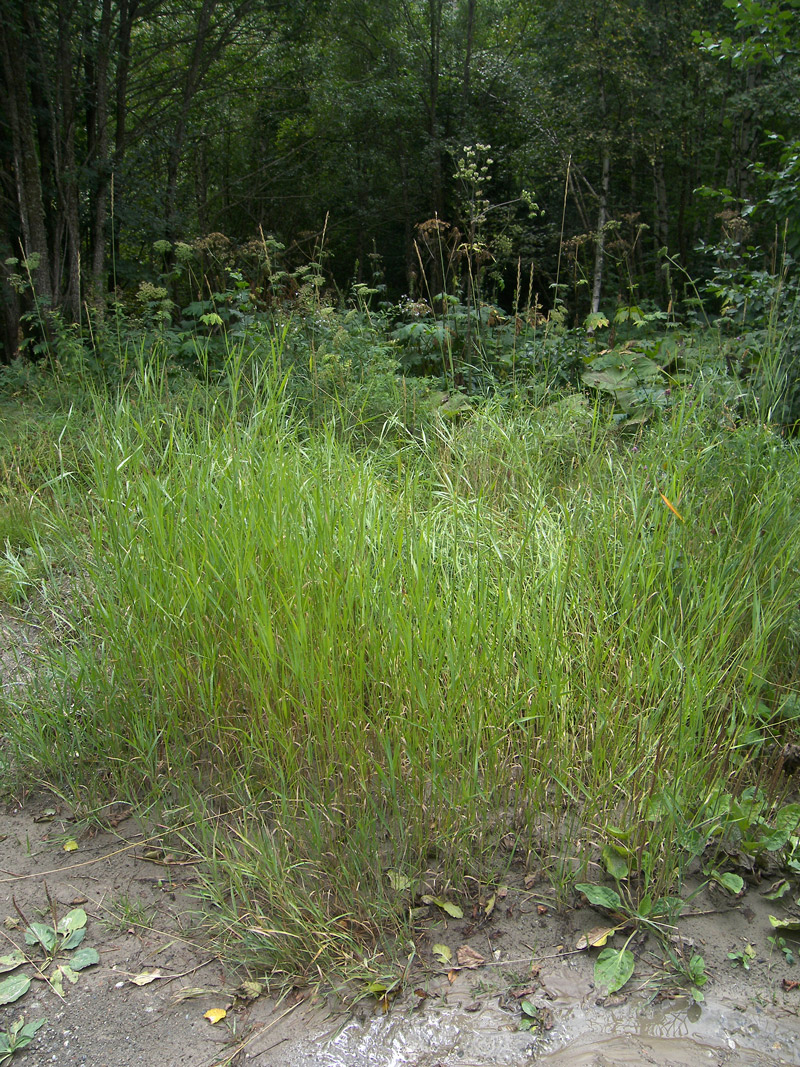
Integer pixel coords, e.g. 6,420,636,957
427,0,443,216
57,0,82,320
111,0,138,281
462,0,475,109
165,0,218,241
90,0,114,306
0,8,55,310
591,144,610,316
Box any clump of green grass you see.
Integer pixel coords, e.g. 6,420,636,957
4,364,800,984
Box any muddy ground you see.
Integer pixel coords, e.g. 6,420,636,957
3,602,800,1066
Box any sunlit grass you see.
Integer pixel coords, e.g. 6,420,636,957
2,363,799,983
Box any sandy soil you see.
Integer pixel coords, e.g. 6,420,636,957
1,796,799,1067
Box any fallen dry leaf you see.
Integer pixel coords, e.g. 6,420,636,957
129,970,161,986
511,984,539,999
204,1008,227,1024
234,980,264,1001
576,926,615,951
457,946,486,969
783,979,800,991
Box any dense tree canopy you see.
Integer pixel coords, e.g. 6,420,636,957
1,0,798,358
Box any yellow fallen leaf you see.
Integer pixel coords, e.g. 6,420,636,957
130,970,161,986
576,926,615,951
204,1008,227,1025
63,839,78,852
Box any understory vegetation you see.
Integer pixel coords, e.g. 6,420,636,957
1,290,799,988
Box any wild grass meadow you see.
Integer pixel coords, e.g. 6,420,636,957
2,302,799,984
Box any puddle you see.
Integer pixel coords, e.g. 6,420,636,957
252,983,800,1067
535,995,800,1066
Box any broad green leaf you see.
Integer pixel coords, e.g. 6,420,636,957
0,973,31,1005
68,947,99,971
606,826,633,842
59,964,80,984
763,880,791,900
432,944,452,965
594,947,635,994
759,828,791,852
61,928,86,951
57,909,87,935
688,954,708,987
575,884,623,912
25,923,56,953
387,869,412,894
776,803,800,831
16,1017,45,1043
0,951,26,974
584,312,609,331
602,844,629,881
365,980,390,995
769,915,800,931
49,968,64,997
710,871,744,895
421,895,464,919
441,901,464,919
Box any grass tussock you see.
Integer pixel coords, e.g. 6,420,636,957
2,368,799,984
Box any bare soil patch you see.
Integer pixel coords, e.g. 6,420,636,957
0,796,800,1066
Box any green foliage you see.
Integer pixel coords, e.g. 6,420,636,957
2,345,799,982
0,1017,46,1066
701,788,800,871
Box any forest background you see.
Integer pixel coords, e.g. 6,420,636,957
1,0,798,393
